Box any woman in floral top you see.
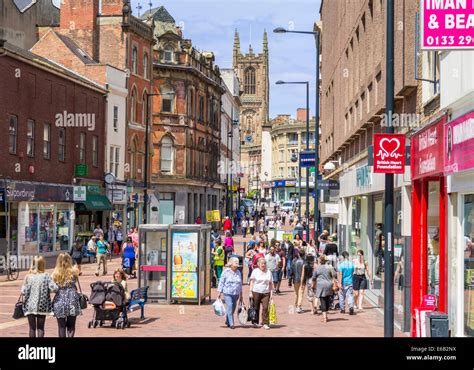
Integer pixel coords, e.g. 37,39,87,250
51,253,81,337
21,256,57,337
217,257,243,329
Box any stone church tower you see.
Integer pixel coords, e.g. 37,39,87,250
233,30,269,194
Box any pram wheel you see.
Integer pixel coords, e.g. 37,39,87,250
100,321,104,327
93,320,99,328
127,322,131,328
88,321,92,328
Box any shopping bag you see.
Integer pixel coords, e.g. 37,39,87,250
212,298,226,316
237,301,248,325
269,300,277,325
247,298,257,322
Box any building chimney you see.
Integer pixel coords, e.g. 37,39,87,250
100,0,124,15
297,108,309,121
59,0,99,60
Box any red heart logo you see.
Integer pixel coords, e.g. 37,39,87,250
379,138,400,157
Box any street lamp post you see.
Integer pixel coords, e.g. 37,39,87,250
144,90,175,225
276,80,310,239
274,26,321,239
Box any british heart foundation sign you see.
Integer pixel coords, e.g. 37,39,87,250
373,134,405,174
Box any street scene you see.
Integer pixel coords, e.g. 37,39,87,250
0,0,474,349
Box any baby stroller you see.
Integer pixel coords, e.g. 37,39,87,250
88,281,130,329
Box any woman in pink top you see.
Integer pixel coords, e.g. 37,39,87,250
223,231,234,264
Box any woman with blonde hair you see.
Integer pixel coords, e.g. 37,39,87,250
51,253,81,337
21,256,57,337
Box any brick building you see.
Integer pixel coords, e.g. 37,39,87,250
142,6,224,224
42,0,155,227
319,0,418,332
0,41,106,256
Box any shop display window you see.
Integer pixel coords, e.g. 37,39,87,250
463,194,474,336
39,205,54,253
56,209,70,251
427,182,440,301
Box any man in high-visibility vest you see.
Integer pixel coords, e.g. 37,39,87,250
212,239,225,285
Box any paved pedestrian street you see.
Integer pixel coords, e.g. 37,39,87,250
0,235,404,337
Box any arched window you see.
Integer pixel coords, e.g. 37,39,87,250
142,91,148,125
244,67,256,94
161,136,174,173
131,87,138,123
130,138,137,178
132,46,138,74
143,52,149,79
161,85,174,113
187,88,194,118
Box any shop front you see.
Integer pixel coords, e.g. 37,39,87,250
410,115,448,336
339,159,411,331
445,110,474,337
75,184,113,234
3,182,74,256
271,180,298,205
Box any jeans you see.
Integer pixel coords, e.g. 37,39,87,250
271,270,282,284
338,284,354,310
223,294,239,327
242,228,247,237
286,258,292,282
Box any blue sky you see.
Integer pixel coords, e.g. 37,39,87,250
53,0,321,119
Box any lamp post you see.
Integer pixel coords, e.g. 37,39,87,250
144,90,175,224
290,151,301,220
276,80,310,239
274,25,321,239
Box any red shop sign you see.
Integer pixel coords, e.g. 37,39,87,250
373,134,405,174
445,110,474,174
411,116,446,180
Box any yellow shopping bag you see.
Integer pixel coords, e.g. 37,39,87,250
269,300,277,325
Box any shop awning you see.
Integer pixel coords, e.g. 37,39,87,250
76,195,113,211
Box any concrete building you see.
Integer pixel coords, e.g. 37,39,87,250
144,6,224,224
270,109,316,215
319,0,418,332
221,69,242,217
233,30,269,197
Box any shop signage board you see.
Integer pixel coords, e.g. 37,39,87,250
74,164,88,177
412,116,446,179
73,186,87,201
444,110,474,174
373,134,406,174
6,183,74,202
317,180,340,190
421,0,474,50
205,210,221,222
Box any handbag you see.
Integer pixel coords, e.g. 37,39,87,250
269,300,277,325
77,279,89,310
12,294,24,319
247,298,257,322
237,301,248,325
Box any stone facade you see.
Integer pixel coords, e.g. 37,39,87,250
233,30,269,193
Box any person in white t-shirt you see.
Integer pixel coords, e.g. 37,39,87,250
241,218,249,238
249,219,256,235
249,257,273,330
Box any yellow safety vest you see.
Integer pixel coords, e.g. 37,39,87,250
214,246,224,266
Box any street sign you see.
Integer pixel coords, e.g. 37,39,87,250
421,0,474,50
73,186,86,201
317,180,340,190
368,145,411,166
373,134,406,174
299,150,316,168
245,135,253,143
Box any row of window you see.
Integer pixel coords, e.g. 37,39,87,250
8,115,98,167
131,46,150,80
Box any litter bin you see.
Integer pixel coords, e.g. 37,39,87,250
229,254,244,276
425,312,449,337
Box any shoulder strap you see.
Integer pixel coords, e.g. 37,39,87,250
76,277,82,293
